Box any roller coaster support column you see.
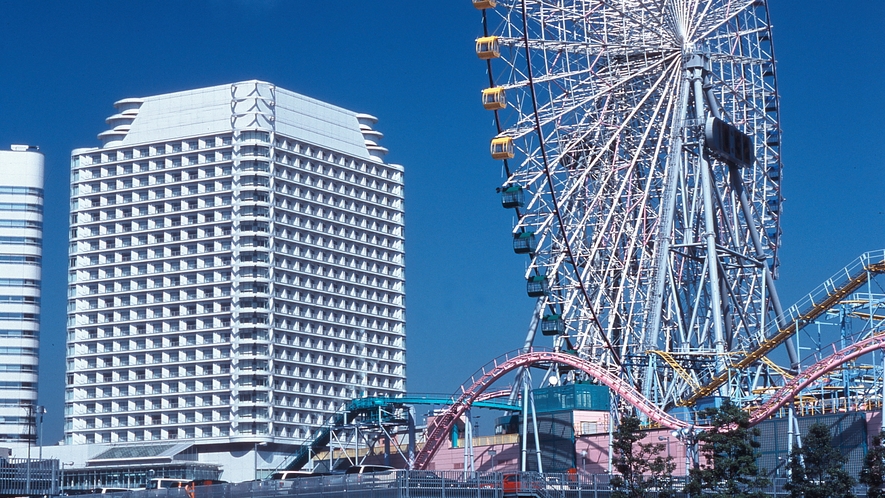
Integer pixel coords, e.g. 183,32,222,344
675,427,700,479
464,408,475,476
521,378,529,471
787,402,794,477
608,395,615,475
407,407,416,470
517,370,544,473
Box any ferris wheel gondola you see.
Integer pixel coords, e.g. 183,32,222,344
475,0,789,409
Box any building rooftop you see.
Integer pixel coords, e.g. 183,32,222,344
97,80,377,161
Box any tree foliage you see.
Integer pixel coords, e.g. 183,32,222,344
684,399,770,498
861,431,885,498
610,415,676,498
785,422,855,498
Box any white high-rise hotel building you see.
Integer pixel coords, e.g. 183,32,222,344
66,81,405,446
0,145,43,442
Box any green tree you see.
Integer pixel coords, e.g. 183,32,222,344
785,422,855,498
860,431,885,498
785,423,855,498
684,399,770,498
610,415,677,498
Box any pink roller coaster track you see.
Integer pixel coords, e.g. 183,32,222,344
413,334,885,470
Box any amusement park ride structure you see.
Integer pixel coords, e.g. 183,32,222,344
276,0,885,474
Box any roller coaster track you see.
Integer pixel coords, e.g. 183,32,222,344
412,332,885,469
281,255,885,471
275,391,521,472
683,250,885,406
412,349,692,470
748,330,885,424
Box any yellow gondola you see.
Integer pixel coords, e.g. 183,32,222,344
490,137,514,159
481,87,507,110
475,36,500,59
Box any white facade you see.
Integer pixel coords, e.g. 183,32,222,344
0,146,44,442
66,81,406,447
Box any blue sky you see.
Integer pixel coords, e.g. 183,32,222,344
0,1,882,444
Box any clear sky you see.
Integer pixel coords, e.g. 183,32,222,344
0,1,882,444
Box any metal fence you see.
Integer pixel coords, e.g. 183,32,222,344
0,457,58,496
95,471,876,498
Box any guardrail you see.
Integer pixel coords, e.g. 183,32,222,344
0,458,58,496
87,471,860,498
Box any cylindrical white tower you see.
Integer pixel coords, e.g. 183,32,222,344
0,145,44,442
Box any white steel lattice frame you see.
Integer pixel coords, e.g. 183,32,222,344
481,0,785,409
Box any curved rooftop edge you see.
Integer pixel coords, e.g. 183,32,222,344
92,81,393,165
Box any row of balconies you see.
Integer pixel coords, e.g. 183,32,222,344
273,152,402,195
77,176,233,196
72,374,236,392
273,171,400,214
78,255,234,278
79,297,231,313
76,207,235,230
272,328,403,349
71,195,233,223
78,271,234,296
274,255,402,286
273,133,402,180
78,162,231,184
273,186,401,234
75,327,231,344
77,319,233,336
79,257,232,276
70,394,232,412
269,290,404,324
272,289,401,311
272,311,403,336
74,287,231,309
73,355,231,374
75,189,234,210
285,233,402,267
77,234,231,254
74,345,232,361
273,258,400,292
272,266,400,297
77,136,233,169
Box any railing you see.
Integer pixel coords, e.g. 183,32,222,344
94,472,847,498
684,250,885,406
0,458,58,496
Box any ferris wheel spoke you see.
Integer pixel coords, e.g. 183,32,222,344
688,0,756,43
499,55,677,144
480,0,784,408
550,56,682,206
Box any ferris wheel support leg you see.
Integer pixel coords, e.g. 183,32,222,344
701,55,798,370
691,66,728,378
641,79,691,405
727,164,799,368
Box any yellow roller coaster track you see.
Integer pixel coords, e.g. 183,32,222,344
680,255,885,407
649,350,700,390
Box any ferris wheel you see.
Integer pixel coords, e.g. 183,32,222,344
474,0,787,409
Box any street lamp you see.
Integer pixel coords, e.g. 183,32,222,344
254,442,268,480
580,450,587,474
658,436,671,460
60,461,74,493
37,406,45,460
